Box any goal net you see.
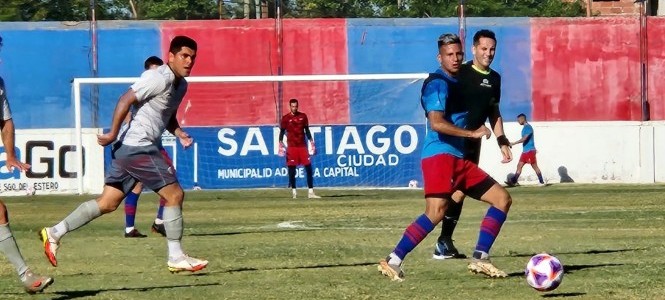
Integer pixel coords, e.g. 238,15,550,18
72,74,429,193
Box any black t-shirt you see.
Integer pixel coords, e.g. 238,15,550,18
457,61,501,131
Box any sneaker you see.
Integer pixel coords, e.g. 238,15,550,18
167,255,209,273
22,270,54,294
308,192,321,199
38,228,59,267
504,180,516,187
292,190,297,199
124,229,147,238
432,239,467,260
377,257,404,282
468,258,508,278
151,222,166,237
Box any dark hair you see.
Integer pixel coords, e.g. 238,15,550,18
169,36,197,54
517,113,527,119
143,56,164,70
473,29,496,46
289,98,298,105
437,33,461,48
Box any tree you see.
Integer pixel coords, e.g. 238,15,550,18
0,0,129,21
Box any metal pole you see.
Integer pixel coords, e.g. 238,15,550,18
90,0,99,127
458,0,466,54
639,0,649,121
275,0,283,124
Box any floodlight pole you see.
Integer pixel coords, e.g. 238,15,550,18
637,0,649,121
90,0,99,127
275,0,284,124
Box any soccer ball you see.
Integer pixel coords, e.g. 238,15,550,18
25,186,36,196
525,253,564,292
408,180,418,188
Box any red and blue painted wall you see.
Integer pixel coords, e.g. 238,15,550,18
0,17,663,129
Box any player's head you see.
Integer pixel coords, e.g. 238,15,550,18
517,113,527,125
168,36,198,78
436,33,463,76
289,98,299,114
144,56,164,70
472,29,496,70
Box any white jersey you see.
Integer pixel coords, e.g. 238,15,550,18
0,77,13,121
119,65,187,146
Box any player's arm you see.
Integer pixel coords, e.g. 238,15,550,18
488,76,512,163
166,114,193,148
97,88,137,146
423,80,489,139
510,132,532,146
0,118,29,171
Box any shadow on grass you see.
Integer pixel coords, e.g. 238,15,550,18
189,228,317,237
208,261,377,274
500,248,644,258
506,263,625,277
542,292,587,298
48,282,221,300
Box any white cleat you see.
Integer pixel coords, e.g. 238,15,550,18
167,255,209,273
308,192,321,199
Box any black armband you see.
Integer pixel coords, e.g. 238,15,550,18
497,135,510,147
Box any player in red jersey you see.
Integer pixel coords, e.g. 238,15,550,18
278,99,321,199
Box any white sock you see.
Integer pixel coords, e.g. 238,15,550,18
154,218,163,225
308,188,314,194
168,240,184,261
51,221,68,241
388,252,402,266
125,227,135,234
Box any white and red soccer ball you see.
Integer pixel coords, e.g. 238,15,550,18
525,253,564,292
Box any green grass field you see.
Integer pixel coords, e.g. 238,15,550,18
0,184,664,299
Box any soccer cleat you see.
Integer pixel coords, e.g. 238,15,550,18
432,239,467,260
38,228,59,267
292,190,297,199
468,258,508,278
378,257,404,282
151,222,166,237
22,270,54,294
308,192,321,199
124,228,147,238
168,255,209,273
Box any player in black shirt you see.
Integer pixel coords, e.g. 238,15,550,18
432,29,513,260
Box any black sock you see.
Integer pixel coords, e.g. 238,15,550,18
305,165,314,188
439,200,463,243
288,166,296,188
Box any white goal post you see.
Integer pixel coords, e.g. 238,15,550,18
71,73,430,194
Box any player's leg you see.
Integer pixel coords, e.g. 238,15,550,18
508,161,526,186
433,190,466,259
463,164,511,278
40,184,126,267
151,197,167,237
286,147,298,198
379,154,453,281
124,182,147,238
530,154,545,185
0,201,53,293
303,149,320,198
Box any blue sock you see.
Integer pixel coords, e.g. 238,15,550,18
124,192,140,228
474,206,507,255
156,198,166,220
392,214,435,260
537,173,544,184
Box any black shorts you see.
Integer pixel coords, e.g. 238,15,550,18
105,143,178,194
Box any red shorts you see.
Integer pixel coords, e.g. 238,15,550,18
519,150,537,164
421,154,494,198
159,148,174,168
286,146,311,167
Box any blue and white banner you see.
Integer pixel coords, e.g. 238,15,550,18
149,124,425,189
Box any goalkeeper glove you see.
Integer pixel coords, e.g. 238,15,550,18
278,143,286,157
308,140,316,155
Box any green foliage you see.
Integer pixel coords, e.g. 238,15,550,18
0,0,586,21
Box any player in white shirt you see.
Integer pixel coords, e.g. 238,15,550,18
39,36,208,274
0,35,54,293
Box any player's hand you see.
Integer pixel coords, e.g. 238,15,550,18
308,140,316,155
4,157,30,172
500,145,513,164
178,131,193,149
278,143,286,157
471,125,491,139
97,133,117,146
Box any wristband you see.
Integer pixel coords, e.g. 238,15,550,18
497,135,510,147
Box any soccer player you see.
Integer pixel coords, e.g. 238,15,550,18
0,35,54,294
433,29,512,260
278,98,320,199
378,33,512,282
122,55,168,238
39,36,208,273
507,113,545,186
